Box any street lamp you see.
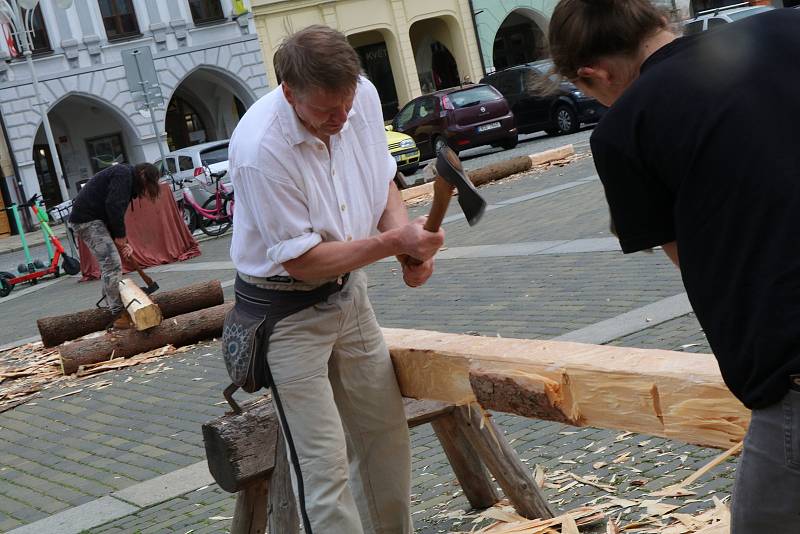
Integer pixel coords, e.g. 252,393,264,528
0,0,73,205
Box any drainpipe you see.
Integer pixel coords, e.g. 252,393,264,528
467,0,487,78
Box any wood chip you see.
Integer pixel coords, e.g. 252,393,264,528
49,389,83,400
612,452,631,464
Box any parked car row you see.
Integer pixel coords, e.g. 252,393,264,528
387,59,606,172
154,63,605,194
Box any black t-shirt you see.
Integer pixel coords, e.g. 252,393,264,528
591,9,800,409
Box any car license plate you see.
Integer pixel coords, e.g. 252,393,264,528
477,121,501,132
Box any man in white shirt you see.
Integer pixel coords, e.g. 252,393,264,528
227,25,444,534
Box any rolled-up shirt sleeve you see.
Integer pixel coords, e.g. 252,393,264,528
234,165,322,265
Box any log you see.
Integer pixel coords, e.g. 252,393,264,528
452,405,553,519
469,145,575,187
431,411,499,510
231,479,269,534
203,395,281,493
528,144,575,166
118,278,162,330
59,302,232,375
384,328,751,450
37,280,225,347
401,145,576,200
268,424,299,534
469,155,532,187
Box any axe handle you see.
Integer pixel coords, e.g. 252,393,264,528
423,177,455,233
128,257,155,287
406,177,453,266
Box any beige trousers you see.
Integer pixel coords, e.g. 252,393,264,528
253,270,412,534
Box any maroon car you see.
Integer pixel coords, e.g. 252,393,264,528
391,84,518,160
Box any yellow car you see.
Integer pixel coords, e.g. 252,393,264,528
386,128,420,177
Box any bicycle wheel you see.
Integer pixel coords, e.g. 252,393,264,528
199,196,232,236
181,204,197,233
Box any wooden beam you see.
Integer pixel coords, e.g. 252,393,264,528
118,278,162,330
37,280,225,347
384,328,750,449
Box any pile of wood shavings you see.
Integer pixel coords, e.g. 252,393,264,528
460,496,728,533
0,339,200,412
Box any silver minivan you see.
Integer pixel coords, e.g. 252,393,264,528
154,140,231,203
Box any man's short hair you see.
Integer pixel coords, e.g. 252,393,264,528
274,25,362,95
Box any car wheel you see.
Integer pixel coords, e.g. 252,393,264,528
554,104,579,135
500,135,518,150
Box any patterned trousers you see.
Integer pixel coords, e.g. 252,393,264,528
70,220,123,314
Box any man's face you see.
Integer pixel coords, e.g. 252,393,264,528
284,84,355,138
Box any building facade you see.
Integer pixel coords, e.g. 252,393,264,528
0,0,269,211
251,0,485,121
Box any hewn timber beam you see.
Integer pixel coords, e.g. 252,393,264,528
383,328,750,450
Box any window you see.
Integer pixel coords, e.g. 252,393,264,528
395,102,415,130
179,156,194,171
155,157,177,176
5,6,51,57
448,86,502,109
498,71,524,95
200,144,229,166
98,0,140,41
86,133,127,174
188,0,225,25
413,97,437,121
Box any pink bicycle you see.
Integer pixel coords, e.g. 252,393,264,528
172,170,234,236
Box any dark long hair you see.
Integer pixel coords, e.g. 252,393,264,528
134,163,161,201
548,0,666,82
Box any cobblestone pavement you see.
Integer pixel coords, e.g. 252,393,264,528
0,139,739,534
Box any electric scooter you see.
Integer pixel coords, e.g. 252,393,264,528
0,194,81,297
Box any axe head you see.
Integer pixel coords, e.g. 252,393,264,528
435,148,486,226
140,282,159,295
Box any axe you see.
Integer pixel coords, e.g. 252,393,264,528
128,257,159,295
407,147,486,265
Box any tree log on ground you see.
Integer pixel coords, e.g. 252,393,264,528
469,156,531,187
384,327,750,450
59,302,231,375
38,280,224,347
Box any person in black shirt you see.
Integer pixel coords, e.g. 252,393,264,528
548,1,800,531
69,163,161,328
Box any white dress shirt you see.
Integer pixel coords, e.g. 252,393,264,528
228,77,397,278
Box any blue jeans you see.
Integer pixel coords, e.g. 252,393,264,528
732,378,800,533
